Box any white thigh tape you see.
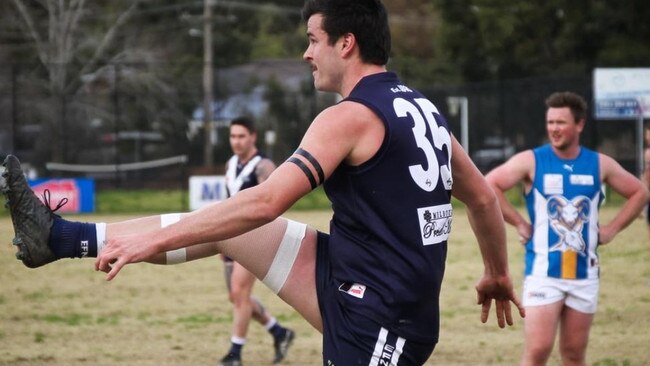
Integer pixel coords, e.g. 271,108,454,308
262,220,306,294
160,213,181,228
166,248,187,264
160,213,186,264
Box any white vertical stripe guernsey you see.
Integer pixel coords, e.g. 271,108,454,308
531,189,550,277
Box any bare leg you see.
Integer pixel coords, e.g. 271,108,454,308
229,261,258,339
520,301,563,366
105,214,322,332
558,307,593,366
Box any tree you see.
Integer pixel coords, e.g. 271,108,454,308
432,0,650,82
5,0,142,164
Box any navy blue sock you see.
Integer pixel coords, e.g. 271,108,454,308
269,324,287,339
49,218,98,258
229,342,243,356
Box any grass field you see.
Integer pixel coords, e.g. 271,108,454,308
0,208,649,365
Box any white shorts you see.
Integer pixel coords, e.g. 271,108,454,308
522,276,599,314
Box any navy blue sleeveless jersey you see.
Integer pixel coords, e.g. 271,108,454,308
323,72,453,343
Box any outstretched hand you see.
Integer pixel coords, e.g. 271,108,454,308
95,232,156,281
475,274,525,328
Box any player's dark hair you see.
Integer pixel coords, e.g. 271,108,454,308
545,92,588,123
230,116,256,134
302,0,391,66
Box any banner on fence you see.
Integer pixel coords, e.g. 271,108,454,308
189,175,227,211
28,178,95,213
593,68,650,119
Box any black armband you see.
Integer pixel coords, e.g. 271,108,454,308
296,148,325,185
287,157,318,189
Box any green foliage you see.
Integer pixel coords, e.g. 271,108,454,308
432,0,650,81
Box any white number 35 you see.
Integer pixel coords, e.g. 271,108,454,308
394,97,452,192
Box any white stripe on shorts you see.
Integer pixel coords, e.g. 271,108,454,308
391,337,405,365
369,327,404,366
369,328,389,366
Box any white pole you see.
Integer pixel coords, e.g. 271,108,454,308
637,113,644,176
446,96,469,154
460,97,469,155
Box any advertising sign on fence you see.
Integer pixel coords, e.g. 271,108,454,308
593,67,650,175
189,175,227,211
28,178,95,213
593,68,650,119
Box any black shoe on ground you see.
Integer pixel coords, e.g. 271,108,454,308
272,329,295,364
218,352,242,366
2,155,60,268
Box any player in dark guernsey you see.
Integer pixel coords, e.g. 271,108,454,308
323,72,454,344
3,1,524,365
219,117,294,366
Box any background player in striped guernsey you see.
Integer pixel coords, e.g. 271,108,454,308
486,91,649,366
218,116,294,366
3,1,524,364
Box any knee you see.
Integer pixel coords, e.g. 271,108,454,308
559,342,586,364
228,286,249,307
523,341,554,365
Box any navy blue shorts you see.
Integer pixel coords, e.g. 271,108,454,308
315,232,436,366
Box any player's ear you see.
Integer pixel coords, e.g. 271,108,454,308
339,32,356,57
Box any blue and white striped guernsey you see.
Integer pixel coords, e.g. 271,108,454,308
525,144,603,280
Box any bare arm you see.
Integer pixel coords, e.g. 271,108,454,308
451,136,525,327
95,102,375,279
598,153,650,244
643,148,650,187
485,150,535,243
255,158,277,184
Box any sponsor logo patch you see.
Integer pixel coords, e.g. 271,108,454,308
528,291,546,299
570,174,594,186
338,283,367,299
543,174,563,195
418,203,452,246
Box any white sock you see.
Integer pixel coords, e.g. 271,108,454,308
265,317,278,331
96,223,107,255
231,336,246,345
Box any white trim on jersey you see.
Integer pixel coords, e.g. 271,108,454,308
225,155,262,196
532,189,550,277
587,193,600,279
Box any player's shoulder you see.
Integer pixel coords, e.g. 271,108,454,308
311,101,380,135
597,152,622,174
487,149,534,180
507,149,535,167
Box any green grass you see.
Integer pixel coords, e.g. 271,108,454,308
0,181,629,215
98,186,334,213
0,208,648,365
95,189,188,213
